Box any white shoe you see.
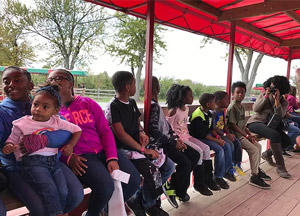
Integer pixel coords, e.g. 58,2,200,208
81,210,87,216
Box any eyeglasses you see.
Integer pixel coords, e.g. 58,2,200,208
47,76,70,83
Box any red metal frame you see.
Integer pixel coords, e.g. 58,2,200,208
226,21,236,96
287,48,292,80
143,0,155,134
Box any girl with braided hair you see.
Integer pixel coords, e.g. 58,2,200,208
166,84,219,198
3,84,82,216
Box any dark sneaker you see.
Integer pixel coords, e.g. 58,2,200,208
283,151,292,157
262,151,276,167
249,175,271,189
224,171,236,182
146,205,169,216
194,184,213,196
177,193,190,202
162,181,178,208
276,167,291,178
214,177,229,189
126,196,146,216
258,167,272,181
206,178,221,191
292,148,300,153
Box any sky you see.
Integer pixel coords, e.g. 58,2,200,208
87,27,300,86
17,0,300,87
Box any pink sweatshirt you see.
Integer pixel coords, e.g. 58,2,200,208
287,95,299,113
6,115,81,160
59,96,118,161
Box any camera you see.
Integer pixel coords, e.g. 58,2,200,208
269,86,276,94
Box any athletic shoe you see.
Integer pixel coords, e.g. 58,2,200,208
177,193,190,202
214,177,230,189
283,151,292,157
234,163,246,176
258,167,272,181
162,181,178,208
126,196,146,216
276,167,291,179
100,210,108,216
146,205,169,216
224,170,236,182
292,148,300,153
206,178,221,191
261,151,276,167
194,183,213,196
249,175,271,189
81,211,87,216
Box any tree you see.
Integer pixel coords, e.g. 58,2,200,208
105,13,167,101
234,48,264,96
5,0,107,69
158,77,224,100
201,38,264,96
0,6,35,66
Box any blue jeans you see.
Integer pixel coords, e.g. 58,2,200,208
7,160,83,216
222,136,242,164
201,139,232,178
18,155,68,216
0,199,6,216
77,151,141,216
287,125,300,150
288,113,300,128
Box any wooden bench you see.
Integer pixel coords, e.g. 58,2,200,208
3,102,255,215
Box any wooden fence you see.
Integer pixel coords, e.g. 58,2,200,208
0,86,115,101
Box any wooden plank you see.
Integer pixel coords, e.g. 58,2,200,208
281,38,300,47
235,20,281,44
218,2,300,22
288,202,300,216
198,184,261,216
177,0,281,44
225,157,300,216
197,162,281,216
285,11,300,25
177,0,221,17
258,179,300,216
168,161,274,216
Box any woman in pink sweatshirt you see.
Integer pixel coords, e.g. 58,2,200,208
47,69,140,216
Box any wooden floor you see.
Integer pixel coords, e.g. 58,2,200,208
162,153,300,216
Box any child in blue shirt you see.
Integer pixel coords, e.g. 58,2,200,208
213,91,245,177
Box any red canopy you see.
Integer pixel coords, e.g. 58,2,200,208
85,0,300,60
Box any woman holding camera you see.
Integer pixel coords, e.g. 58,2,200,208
247,76,291,178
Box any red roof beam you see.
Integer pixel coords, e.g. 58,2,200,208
178,0,281,44
281,38,300,47
218,1,300,22
284,10,300,25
